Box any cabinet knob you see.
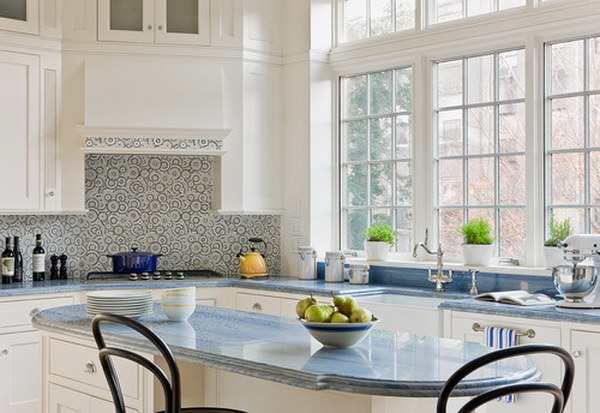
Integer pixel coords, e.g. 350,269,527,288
30,308,41,318
0,349,8,356
252,303,263,311
147,24,153,30
84,360,97,373
47,190,55,197
572,350,582,358
158,25,163,30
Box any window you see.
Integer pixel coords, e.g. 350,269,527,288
341,0,416,43
431,0,525,24
546,35,600,233
341,67,413,252
434,49,526,258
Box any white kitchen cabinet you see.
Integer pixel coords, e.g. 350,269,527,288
235,292,281,315
48,384,139,413
0,50,40,212
0,0,39,35
0,331,40,413
98,0,210,45
0,293,77,413
568,330,600,413
355,299,442,336
447,312,562,413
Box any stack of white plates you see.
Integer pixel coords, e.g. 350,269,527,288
86,291,153,317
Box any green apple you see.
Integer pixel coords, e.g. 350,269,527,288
333,295,358,317
304,305,335,323
350,308,373,323
296,295,317,319
330,312,350,323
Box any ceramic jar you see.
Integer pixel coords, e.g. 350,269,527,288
298,246,317,280
324,251,345,283
349,262,370,285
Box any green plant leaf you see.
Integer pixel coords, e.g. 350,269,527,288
458,218,495,245
363,224,397,246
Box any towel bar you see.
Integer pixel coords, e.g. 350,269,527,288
472,322,536,339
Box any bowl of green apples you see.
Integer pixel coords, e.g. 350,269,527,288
296,294,378,348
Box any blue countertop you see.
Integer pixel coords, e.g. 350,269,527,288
439,298,600,325
32,303,539,397
8,277,600,326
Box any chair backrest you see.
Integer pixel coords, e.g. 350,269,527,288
436,344,575,413
92,313,182,413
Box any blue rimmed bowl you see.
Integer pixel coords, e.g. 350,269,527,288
299,318,378,348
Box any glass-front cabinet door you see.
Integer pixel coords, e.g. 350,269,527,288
155,0,210,45
0,0,39,34
98,0,154,42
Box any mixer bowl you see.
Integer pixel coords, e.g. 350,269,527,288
552,264,600,301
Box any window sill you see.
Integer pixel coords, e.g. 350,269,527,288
344,257,551,277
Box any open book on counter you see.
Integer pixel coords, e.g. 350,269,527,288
474,290,555,306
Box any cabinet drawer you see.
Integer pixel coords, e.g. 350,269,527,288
0,295,74,330
280,298,299,318
235,293,280,315
49,338,140,399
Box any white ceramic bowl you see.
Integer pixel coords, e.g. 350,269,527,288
162,295,195,305
300,319,378,348
162,302,195,321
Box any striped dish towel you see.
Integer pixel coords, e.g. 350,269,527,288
484,326,517,403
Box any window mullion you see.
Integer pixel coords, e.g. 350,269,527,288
494,52,501,257
462,58,469,226
584,37,591,231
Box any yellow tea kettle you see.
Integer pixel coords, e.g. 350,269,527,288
237,238,268,278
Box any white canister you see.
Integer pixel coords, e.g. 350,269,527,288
349,263,370,285
298,246,317,280
324,251,345,283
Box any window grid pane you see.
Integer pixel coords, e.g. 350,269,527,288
432,0,525,24
435,49,526,258
546,35,600,237
341,67,413,252
341,0,415,43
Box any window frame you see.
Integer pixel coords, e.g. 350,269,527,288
432,48,527,259
544,33,600,235
339,65,416,257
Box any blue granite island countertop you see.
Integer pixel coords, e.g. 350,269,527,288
32,303,539,398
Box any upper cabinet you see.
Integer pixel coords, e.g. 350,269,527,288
98,0,210,45
0,0,39,35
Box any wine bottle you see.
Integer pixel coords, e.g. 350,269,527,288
32,234,46,282
13,236,23,283
2,237,15,284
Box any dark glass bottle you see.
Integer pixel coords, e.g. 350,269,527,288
13,236,23,283
2,237,15,284
32,234,46,282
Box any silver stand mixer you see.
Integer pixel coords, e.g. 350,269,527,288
552,234,600,309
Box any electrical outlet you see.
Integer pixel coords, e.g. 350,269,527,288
291,199,302,217
290,217,303,236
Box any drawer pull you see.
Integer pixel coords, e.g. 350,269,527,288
252,303,263,311
472,323,536,339
0,349,8,356
84,361,97,374
572,350,582,358
30,308,41,318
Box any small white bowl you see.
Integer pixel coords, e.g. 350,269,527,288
162,295,195,304
162,302,195,321
300,319,378,348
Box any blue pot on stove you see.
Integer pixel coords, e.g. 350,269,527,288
107,247,163,273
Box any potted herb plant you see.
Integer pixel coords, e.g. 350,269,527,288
544,215,572,269
459,218,495,266
363,224,397,261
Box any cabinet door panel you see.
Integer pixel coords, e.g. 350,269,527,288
450,313,561,413
0,0,39,34
0,51,40,211
98,0,154,42
0,332,40,413
49,384,89,413
570,330,600,413
235,293,280,315
155,0,210,45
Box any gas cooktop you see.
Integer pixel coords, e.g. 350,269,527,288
85,270,223,283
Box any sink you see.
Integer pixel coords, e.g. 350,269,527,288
356,293,443,309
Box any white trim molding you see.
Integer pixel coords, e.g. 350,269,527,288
77,126,230,155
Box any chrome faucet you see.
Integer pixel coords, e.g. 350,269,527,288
412,230,452,292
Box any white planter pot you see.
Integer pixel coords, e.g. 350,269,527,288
461,244,493,266
544,246,565,269
365,241,390,261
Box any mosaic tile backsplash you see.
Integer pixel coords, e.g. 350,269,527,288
0,155,281,280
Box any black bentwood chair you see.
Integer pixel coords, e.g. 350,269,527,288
92,313,246,413
436,344,575,413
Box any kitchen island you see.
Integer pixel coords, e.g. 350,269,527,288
33,303,539,413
